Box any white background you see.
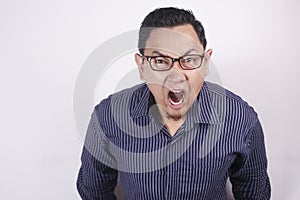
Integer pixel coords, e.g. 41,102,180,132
1,0,299,199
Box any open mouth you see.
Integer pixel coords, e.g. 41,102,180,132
168,90,185,107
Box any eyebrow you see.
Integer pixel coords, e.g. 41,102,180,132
151,48,201,57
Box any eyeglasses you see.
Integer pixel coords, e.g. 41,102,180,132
142,54,204,71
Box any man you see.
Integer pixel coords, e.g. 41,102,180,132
77,7,271,199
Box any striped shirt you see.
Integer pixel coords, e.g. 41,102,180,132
76,81,271,200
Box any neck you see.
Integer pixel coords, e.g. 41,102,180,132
159,110,187,137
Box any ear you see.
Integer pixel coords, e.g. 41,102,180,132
204,49,213,61
135,53,145,80
200,49,213,77
203,49,213,68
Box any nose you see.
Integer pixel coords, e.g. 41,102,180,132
167,61,186,83
172,59,182,69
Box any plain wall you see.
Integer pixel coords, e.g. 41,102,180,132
1,0,299,199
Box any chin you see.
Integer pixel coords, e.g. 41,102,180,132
166,114,183,121
166,109,187,120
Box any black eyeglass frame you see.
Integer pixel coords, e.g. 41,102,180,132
142,54,205,71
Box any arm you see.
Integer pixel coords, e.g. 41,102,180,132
229,120,271,200
77,147,118,200
76,110,118,200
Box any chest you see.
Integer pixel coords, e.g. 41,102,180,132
117,138,237,199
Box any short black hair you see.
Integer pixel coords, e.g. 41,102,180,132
138,7,207,55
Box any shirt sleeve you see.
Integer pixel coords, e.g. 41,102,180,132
76,110,118,200
229,120,271,200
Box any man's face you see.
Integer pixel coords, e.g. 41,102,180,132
135,24,212,120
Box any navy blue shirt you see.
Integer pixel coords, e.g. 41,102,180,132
77,82,271,199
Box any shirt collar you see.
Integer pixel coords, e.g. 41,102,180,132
131,82,222,125
193,82,222,124
130,84,151,118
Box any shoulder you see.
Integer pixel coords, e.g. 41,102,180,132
204,81,259,131
93,83,148,122
205,81,256,113
205,81,252,108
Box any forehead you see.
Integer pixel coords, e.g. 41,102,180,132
144,24,203,56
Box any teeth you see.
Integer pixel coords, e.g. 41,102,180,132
167,89,185,106
170,96,184,105
171,89,182,93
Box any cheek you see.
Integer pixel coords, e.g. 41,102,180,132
143,69,168,85
187,72,204,93
147,85,166,104
199,60,209,77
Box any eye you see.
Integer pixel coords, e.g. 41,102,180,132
153,57,169,65
183,57,195,63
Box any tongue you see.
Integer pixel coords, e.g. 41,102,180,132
169,91,183,103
